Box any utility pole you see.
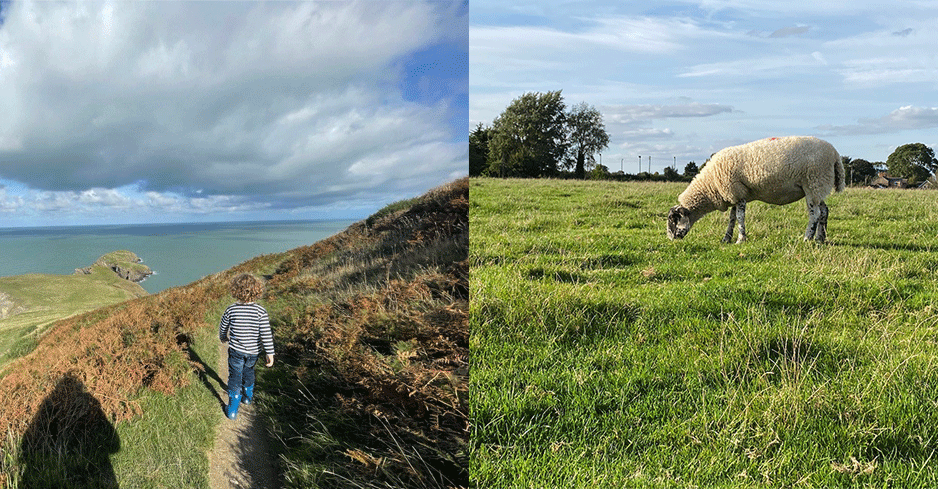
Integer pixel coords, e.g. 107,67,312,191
638,156,641,173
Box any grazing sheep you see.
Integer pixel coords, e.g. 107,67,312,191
667,136,844,243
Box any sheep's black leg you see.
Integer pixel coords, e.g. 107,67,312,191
804,202,819,240
735,200,747,243
815,202,829,243
722,205,737,243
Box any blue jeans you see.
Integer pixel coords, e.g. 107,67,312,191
227,348,258,394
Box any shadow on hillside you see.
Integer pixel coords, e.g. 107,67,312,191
187,344,226,413
19,374,120,488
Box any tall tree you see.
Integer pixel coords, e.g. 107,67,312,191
487,91,567,178
843,156,877,185
469,123,491,177
683,161,699,179
663,166,680,181
887,143,937,184
564,102,609,179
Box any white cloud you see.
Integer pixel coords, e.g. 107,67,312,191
470,16,694,60
0,1,467,223
818,105,938,135
469,14,728,92
619,128,676,140
694,0,921,16
78,188,134,208
3,185,273,223
604,102,734,123
679,52,829,78
0,186,23,213
824,19,938,88
837,57,937,87
769,25,811,38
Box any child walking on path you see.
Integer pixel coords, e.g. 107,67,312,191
219,273,275,420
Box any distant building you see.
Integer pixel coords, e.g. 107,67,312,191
870,172,908,189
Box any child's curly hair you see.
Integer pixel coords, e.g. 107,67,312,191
230,273,264,303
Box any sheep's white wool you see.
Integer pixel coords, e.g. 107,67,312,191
670,136,844,242
680,136,842,211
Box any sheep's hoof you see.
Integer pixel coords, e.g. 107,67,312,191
736,236,747,244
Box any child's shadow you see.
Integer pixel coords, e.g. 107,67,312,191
20,374,121,487
188,346,227,413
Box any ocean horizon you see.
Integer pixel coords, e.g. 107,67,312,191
0,219,357,293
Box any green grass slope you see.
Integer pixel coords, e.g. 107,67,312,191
470,178,938,487
0,255,149,367
0,179,467,488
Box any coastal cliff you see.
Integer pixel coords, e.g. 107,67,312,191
75,250,153,283
0,293,26,320
0,251,149,341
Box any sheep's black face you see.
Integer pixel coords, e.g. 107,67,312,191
667,206,691,240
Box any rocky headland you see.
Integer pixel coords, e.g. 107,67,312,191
0,292,26,320
75,250,153,283
1,250,150,346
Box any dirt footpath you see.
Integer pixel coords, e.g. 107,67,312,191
208,342,279,489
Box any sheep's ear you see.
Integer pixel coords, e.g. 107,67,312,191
668,205,688,221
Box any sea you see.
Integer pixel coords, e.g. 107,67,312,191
0,220,357,294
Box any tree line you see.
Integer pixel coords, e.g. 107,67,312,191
470,90,610,179
471,90,938,186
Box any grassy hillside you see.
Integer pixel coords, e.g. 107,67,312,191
470,178,938,487
0,179,467,488
0,253,149,367
260,178,468,487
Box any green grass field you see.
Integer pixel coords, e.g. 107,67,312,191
0,265,147,367
470,177,938,487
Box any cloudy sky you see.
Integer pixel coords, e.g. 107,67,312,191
471,0,938,175
0,0,467,227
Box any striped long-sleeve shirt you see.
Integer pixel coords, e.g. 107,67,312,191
219,302,275,356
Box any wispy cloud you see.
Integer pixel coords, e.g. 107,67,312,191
679,52,828,78
836,58,937,87
769,25,811,38
471,16,706,59
604,102,735,124
818,106,938,135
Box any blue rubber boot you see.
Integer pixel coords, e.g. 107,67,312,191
226,390,241,419
242,384,254,405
